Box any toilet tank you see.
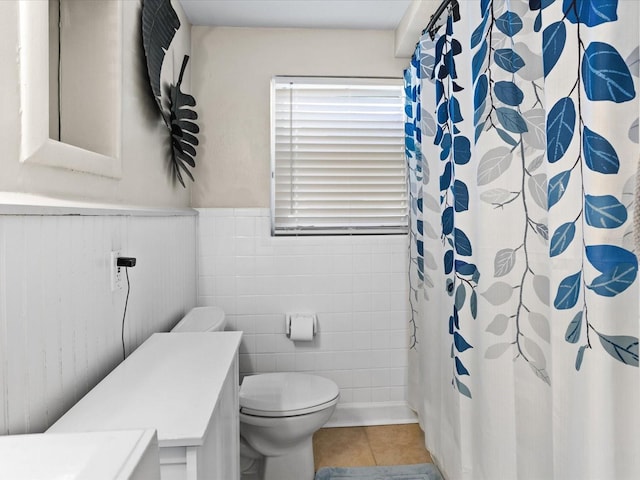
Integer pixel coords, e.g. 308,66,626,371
171,306,226,332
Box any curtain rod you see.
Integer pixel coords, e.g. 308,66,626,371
421,0,457,40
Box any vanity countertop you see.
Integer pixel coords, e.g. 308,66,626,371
0,429,159,480
48,332,243,448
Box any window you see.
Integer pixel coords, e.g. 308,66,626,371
271,77,408,236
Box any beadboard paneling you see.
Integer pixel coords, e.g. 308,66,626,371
0,213,196,435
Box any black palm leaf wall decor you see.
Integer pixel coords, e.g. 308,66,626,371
142,0,199,187
170,55,199,186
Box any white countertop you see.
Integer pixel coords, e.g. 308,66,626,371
48,332,242,448
0,429,159,480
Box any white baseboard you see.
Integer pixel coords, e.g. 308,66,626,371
325,401,418,428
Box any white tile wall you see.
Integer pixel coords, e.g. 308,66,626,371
197,208,409,404
0,212,197,435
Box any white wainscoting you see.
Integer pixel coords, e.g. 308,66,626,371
0,210,197,435
197,208,410,411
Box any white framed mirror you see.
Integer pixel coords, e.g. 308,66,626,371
19,0,122,178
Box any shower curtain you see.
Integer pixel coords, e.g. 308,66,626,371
405,1,639,479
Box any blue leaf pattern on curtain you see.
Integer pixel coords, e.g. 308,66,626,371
432,14,475,398
562,0,618,27
406,2,639,475
405,49,424,350
543,0,639,368
471,0,551,383
406,36,442,350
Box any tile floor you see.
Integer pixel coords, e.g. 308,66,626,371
312,423,433,471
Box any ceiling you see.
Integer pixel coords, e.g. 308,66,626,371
178,0,413,30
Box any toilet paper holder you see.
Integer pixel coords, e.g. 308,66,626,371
285,313,317,339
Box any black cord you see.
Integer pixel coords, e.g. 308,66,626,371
121,267,130,360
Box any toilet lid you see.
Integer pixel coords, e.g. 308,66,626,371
239,373,339,417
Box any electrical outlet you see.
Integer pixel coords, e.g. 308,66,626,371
110,250,123,291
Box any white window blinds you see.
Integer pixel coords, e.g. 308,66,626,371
271,77,408,236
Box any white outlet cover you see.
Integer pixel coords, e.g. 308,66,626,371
110,250,123,291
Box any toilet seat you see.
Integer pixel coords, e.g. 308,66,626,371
239,373,339,418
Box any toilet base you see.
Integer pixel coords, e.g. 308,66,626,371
240,437,263,480
262,437,314,480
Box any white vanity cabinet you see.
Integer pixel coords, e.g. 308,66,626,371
48,332,243,480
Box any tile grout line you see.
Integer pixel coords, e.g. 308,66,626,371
363,426,379,466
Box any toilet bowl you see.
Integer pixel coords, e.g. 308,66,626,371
239,372,339,480
171,307,340,480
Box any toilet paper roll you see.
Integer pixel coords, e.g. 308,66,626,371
288,314,315,341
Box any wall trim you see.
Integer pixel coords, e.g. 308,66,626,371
0,193,197,217
325,402,418,428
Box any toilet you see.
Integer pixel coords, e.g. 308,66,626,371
239,372,338,480
171,307,340,480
